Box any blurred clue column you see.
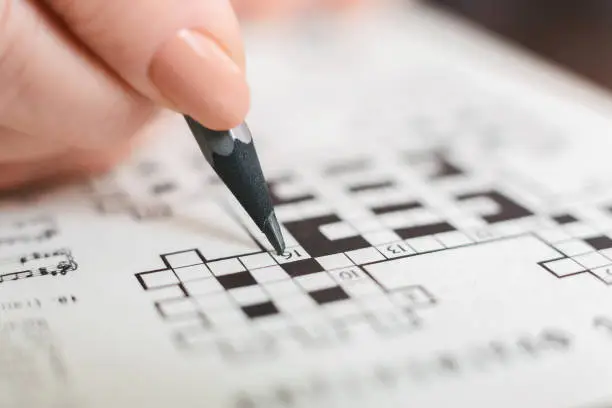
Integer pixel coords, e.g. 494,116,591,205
426,0,612,90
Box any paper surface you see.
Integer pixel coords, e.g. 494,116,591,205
3,4,612,407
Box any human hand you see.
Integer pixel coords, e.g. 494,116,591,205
0,0,364,191
232,0,366,19
0,0,250,190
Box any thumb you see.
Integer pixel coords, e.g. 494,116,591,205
43,0,249,130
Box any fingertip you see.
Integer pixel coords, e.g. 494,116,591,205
194,80,250,131
150,29,250,131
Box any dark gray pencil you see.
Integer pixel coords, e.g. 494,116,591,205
184,115,286,255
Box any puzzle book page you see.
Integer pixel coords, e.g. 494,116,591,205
3,4,612,408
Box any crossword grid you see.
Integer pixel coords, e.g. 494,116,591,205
137,246,436,354
134,149,612,356
134,151,530,355
537,214,612,284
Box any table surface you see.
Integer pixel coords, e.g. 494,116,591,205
429,0,612,91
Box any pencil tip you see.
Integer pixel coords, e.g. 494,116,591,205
263,212,285,255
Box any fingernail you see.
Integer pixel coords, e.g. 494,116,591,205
149,29,249,130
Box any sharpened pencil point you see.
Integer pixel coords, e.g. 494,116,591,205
263,212,285,255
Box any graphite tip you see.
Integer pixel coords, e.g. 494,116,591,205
262,212,286,255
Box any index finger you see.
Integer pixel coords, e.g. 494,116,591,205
43,0,249,130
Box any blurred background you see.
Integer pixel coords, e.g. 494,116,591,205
429,0,612,90
238,0,612,91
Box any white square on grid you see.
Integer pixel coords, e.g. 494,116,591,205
590,265,612,284
359,294,396,311
301,202,332,219
157,298,198,317
363,230,402,246
228,286,269,305
599,248,612,260
563,223,598,238
573,252,612,269
174,264,211,282
465,227,502,242
293,320,338,340
254,317,296,335
206,308,247,327
274,205,303,222
207,258,245,276
321,301,361,319
263,280,302,297
329,266,368,284
178,329,209,347
165,251,203,268
461,196,499,215
274,181,310,200
377,242,416,259
183,278,223,296
349,217,384,234
275,294,316,315
391,287,435,308
554,239,593,256
239,253,276,270
346,247,385,265
379,212,412,229
141,270,178,288
368,309,418,331
341,280,384,298
194,292,234,310
295,272,336,291
410,208,441,224
536,228,571,244
435,231,473,248
336,205,374,221
320,222,358,241
146,285,184,300
494,220,531,236
250,265,289,283
543,258,585,277
316,254,354,270
405,236,444,253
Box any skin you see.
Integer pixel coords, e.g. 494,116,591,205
0,0,365,191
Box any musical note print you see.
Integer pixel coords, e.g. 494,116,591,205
0,249,77,284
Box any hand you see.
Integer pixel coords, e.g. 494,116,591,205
232,0,365,19
0,0,362,191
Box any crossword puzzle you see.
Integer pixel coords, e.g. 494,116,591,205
538,215,612,284
134,146,612,358
138,247,435,359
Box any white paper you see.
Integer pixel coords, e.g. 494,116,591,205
3,4,612,408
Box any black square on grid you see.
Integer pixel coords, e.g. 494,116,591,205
309,286,350,305
552,214,578,225
217,271,257,289
242,301,279,319
585,235,612,250
281,258,323,277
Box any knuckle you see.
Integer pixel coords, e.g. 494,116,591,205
44,0,108,39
